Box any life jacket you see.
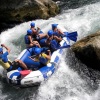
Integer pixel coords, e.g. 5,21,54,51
53,29,61,37
50,39,60,51
24,35,30,44
39,53,49,65
0,59,11,69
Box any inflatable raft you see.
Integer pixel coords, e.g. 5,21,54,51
5,27,78,88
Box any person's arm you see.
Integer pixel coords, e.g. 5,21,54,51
15,59,28,70
28,36,33,44
47,50,51,59
58,29,64,35
1,44,11,54
46,38,51,44
53,36,62,42
38,33,48,39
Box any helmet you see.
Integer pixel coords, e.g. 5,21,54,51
48,30,53,36
34,48,41,55
30,22,35,27
52,24,58,29
27,29,32,35
0,48,3,52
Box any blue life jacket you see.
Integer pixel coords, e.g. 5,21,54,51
53,29,61,37
24,35,30,44
0,52,8,63
50,39,60,51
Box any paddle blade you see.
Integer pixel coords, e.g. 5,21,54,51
63,31,78,42
50,40,60,50
68,36,77,42
68,31,78,37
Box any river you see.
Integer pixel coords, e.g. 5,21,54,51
0,1,100,100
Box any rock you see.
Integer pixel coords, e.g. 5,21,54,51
0,0,59,32
71,31,100,71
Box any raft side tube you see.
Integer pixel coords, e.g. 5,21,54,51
20,70,44,85
39,65,55,79
17,48,40,68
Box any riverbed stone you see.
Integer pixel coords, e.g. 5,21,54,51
0,0,59,23
71,31,100,71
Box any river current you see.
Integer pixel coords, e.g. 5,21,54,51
0,1,100,100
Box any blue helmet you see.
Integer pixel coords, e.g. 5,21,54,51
0,48,3,52
27,29,32,35
48,30,53,36
34,48,41,55
52,24,58,29
30,22,35,27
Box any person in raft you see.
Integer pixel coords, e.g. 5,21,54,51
52,23,78,42
39,30,61,52
0,44,28,72
30,22,48,41
51,24,65,42
29,47,51,69
30,22,40,40
24,29,41,48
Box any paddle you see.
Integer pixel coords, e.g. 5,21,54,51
50,39,70,50
63,31,78,42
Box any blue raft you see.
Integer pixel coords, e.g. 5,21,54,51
6,29,78,87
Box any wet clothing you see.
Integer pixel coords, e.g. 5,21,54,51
35,53,50,65
50,39,60,51
0,59,11,70
39,38,60,52
0,51,8,63
53,29,63,37
0,51,22,72
39,39,47,47
0,52,12,71
25,58,43,69
24,35,30,44
25,47,50,70
0,51,10,70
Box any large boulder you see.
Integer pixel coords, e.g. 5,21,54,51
71,31,100,71
0,0,59,23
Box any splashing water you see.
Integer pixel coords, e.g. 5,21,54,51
0,2,100,100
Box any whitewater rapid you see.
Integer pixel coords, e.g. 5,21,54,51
0,2,100,100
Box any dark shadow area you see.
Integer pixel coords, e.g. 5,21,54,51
73,45,100,71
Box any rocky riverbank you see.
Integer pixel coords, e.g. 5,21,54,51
0,0,59,32
71,30,100,71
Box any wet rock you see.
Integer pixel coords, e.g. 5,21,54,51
0,0,59,32
71,31,100,71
